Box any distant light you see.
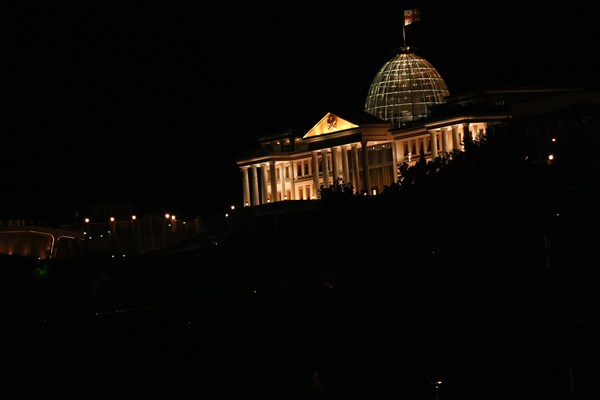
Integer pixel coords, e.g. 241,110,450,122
165,213,170,219
245,202,249,206
551,138,556,142
171,215,176,220
110,217,115,222
131,215,136,220
231,205,235,210
225,213,229,218
548,154,554,160
84,218,90,223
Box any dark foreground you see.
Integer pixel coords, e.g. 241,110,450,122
4,249,600,400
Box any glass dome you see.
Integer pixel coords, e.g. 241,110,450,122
364,49,450,127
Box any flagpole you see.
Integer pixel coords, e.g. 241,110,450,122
402,9,420,52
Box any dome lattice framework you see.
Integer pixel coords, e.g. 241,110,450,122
364,50,450,127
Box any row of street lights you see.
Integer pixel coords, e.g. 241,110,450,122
83,213,178,254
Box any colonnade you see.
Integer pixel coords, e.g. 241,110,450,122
240,122,484,207
241,143,365,207
392,123,475,163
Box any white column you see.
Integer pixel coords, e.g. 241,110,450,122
351,144,360,192
280,163,287,199
311,151,319,198
250,164,259,206
321,150,330,188
331,146,339,184
463,123,471,147
269,160,277,202
441,127,449,155
360,142,371,194
241,166,250,206
473,123,485,141
395,140,405,165
261,163,269,204
452,125,460,150
429,130,438,159
341,146,350,185
391,140,398,171
397,141,405,180
290,161,296,200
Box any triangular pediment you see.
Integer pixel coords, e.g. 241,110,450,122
303,112,359,139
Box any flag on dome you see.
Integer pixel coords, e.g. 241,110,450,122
403,9,421,26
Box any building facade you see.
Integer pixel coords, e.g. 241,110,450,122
235,95,515,206
235,42,599,207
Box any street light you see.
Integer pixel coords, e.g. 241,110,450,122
131,215,137,254
170,214,177,235
163,213,170,248
432,380,443,400
109,217,116,236
109,217,116,253
84,218,90,255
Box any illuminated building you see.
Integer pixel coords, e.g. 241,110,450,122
235,45,594,206
235,46,450,204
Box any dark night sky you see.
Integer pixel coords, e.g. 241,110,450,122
4,1,598,222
